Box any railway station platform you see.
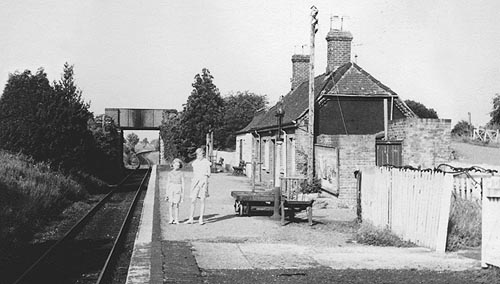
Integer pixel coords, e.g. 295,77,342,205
125,166,481,283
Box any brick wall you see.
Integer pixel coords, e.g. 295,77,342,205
388,118,452,168
317,134,375,207
326,30,353,73
291,54,310,90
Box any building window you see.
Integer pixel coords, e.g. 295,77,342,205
290,137,296,176
239,139,243,161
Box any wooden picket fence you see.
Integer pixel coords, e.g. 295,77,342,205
360,167,453,252
453,173,489,201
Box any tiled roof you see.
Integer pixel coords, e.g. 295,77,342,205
237,62,415,134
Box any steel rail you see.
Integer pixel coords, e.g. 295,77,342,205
13,157,147,284
96,163,152,283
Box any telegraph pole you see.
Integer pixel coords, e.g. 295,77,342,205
308,6,319,184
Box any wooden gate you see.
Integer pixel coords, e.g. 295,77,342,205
482,176,500,268
376,141,402,166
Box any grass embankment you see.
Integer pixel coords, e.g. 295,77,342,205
0,151,107,257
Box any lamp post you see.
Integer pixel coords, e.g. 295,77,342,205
271,95,285,220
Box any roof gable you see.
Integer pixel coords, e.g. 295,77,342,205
327,63,395,96
237,62,415,134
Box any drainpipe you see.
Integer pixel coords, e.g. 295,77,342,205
384,98,388,140
390,96,394,120
282,130,287,178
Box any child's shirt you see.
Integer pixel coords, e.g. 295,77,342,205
168,170,183,184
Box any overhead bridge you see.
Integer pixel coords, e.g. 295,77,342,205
105,108,178,166
105,108,177,130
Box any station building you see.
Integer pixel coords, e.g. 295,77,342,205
235,27,451,208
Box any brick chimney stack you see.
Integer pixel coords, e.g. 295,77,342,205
290,54,310,90
326,29,353,73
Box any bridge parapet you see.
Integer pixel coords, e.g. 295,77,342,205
105,108,177,130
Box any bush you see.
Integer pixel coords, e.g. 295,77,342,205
300,178,322,194
88,116,122,183
355,222,415,247
0,151,87,252
451,120,473,137
446,195,482,251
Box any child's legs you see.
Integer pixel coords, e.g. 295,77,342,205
172,203,179,221
188,199,196,220
199,199,205,222
169,202,174,222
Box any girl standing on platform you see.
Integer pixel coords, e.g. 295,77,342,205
165,158,185,224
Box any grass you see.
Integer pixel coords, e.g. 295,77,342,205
356,195,482,251
0,150,98,255
452,136,500,148
355,222,415,247
446,194,482,251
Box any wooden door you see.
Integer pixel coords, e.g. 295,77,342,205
376,142,402,167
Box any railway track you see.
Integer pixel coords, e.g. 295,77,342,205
12,155,152,284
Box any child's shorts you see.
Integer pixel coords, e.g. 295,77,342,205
190,180,209,200
167,184,182,204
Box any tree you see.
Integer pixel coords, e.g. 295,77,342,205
0,64,93,171
221,91,268,149
489,93,500,126
178,68,224,158
126,133,139,151
404,100,438,118
0,69,53,158
51,63,93,170
142,137,149,145
151,139,160,151
160,112,182,162
88,115,122,182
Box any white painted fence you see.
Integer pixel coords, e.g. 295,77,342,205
453,173,491,201
482,176,500,268
361,167,453,252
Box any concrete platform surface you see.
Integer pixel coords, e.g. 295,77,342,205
127,167,481,283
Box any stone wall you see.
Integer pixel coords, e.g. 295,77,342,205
388,118,452,168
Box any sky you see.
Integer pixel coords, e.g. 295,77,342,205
1,0,500,141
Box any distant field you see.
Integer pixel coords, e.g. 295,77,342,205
450,141,500,170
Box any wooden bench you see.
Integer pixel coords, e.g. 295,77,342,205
231,190,274,216
232,160,246,176
280,177,313,226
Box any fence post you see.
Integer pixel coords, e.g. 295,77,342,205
356,170,362,222
271,185,281,220
435,174,453,252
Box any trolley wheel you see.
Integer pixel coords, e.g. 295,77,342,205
235,201,243,216
243,204,250,216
